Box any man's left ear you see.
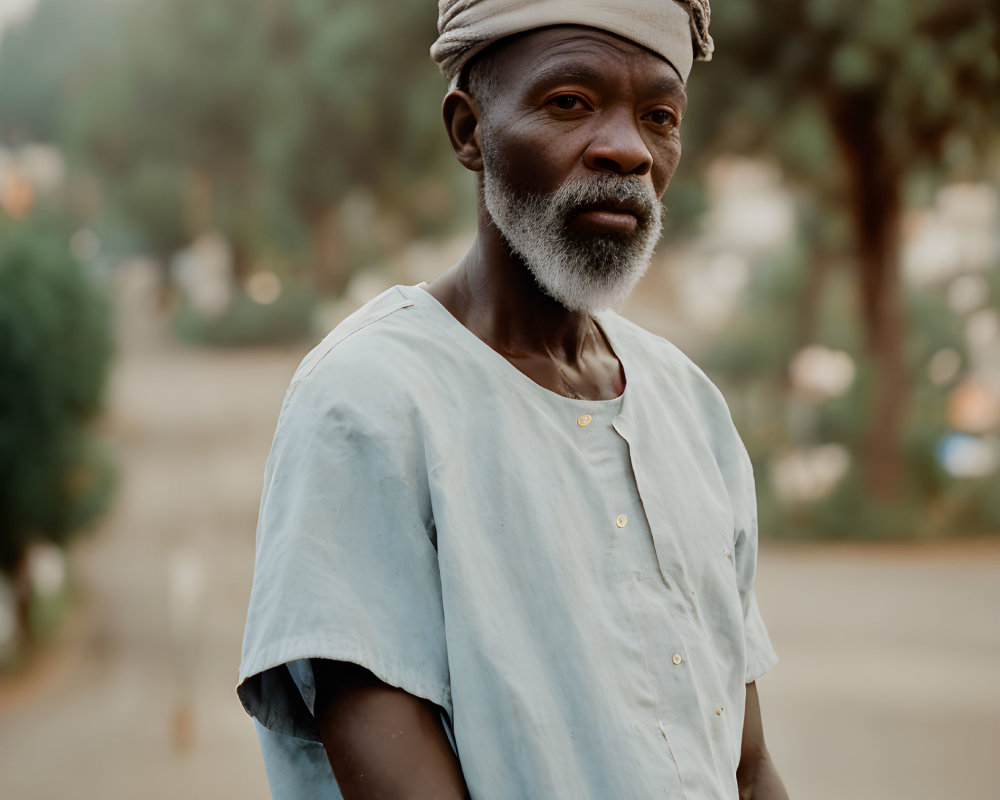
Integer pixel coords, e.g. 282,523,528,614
443,90,484,172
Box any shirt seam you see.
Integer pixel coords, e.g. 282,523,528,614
293,291,415,385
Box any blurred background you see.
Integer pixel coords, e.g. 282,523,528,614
0,0,997,797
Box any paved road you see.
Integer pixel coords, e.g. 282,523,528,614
0,335,997,799
757,541,1000,799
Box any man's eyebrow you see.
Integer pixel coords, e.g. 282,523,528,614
525,61,688,106
525,62,606,92
651,76,688,108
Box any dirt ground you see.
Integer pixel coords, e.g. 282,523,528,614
0,314,997,799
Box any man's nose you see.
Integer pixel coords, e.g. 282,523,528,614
583,109,653,177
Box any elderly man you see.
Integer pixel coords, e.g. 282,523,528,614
239,1,788,798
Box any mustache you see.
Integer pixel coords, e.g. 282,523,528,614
552,175,660,225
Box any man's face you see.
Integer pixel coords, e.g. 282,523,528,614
475,27,687,313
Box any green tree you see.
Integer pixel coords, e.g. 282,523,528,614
0,0,123,145
0,220,115,640
67,0,268,271
253,0,450,289
686,0,1000,496
3,0,457,291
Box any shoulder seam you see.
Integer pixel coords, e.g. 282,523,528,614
294,297,414,385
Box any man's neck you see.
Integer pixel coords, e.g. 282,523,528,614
424,208,625,400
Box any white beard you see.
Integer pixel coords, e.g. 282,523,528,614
481,163,663,314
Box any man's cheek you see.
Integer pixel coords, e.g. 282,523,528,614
500,137,576,193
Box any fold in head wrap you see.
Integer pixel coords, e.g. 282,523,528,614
431,0,714,87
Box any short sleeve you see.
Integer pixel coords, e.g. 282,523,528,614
673,352,779,685
731,453,778,684
237,352,450,741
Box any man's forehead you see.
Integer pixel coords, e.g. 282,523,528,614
493,27,686,94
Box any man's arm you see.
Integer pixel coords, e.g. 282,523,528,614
736,681,789,800
312,659,470,800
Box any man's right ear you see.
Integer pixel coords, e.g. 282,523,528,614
443,90,484,173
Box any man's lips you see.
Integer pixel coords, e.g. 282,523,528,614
570,200,645,233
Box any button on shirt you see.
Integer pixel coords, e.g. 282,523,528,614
238,285,778,800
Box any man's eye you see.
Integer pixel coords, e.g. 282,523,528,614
550,95,584,110
647,109,679,127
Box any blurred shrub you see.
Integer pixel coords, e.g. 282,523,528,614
705,243,998,541
0,221,115,575
171,286,316,347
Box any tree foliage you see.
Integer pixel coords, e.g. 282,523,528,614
0,0,122,145
0,0,456,285
0,221,115,573
686,0,1000,496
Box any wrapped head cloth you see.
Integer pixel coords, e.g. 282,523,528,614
431,0,714,87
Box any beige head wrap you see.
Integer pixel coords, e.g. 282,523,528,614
431,0,714,87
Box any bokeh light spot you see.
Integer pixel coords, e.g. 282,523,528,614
246,271,282,305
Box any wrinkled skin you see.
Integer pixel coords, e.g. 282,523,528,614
429,26,686,401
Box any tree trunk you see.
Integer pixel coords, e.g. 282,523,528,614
12,548,33,653
183,168,215,236
827,91,908,498
306,205,348,295
794,252,831,351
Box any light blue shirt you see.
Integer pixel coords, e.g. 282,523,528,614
238,284,777,799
